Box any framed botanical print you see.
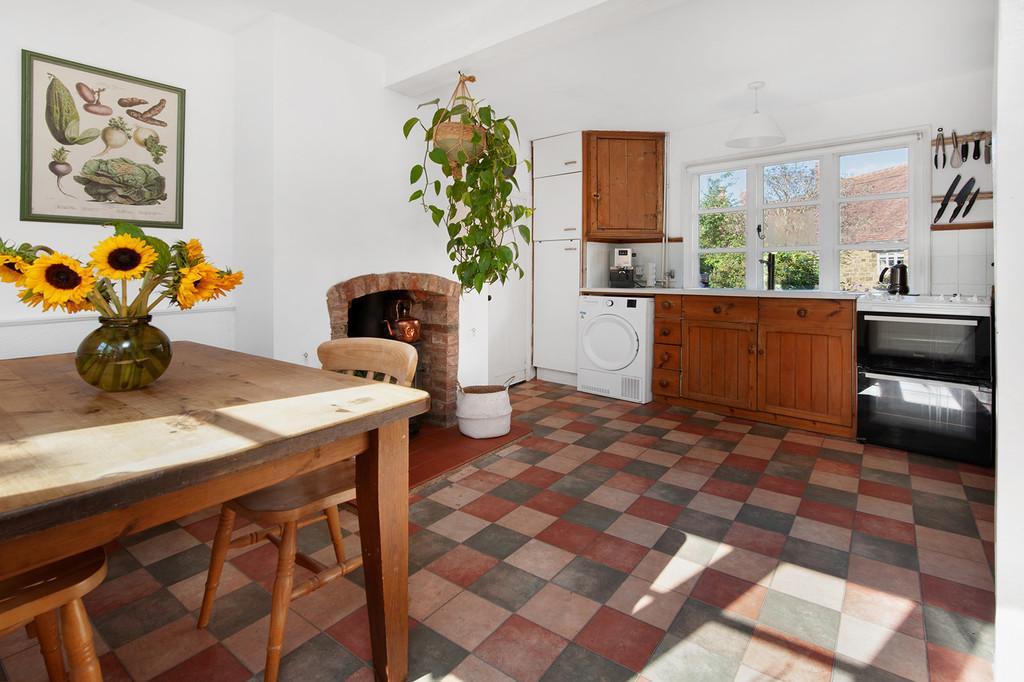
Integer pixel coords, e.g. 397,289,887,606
20,50,185,229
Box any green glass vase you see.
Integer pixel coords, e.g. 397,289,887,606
75,316,173,392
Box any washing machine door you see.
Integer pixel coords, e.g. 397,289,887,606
581,314,639,371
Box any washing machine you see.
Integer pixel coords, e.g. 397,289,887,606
577,295,654,403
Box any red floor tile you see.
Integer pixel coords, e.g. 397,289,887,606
605,472,654,494
854,512,916,545
476,615,568,682
858,479,913,504
462,494,519,522
148,644,250,682
458,469,509,493
526,490,579,517
590,452,633,470
778,441,821,457
723,522,787,559
758,474,807,498
83,569,162,617
797,499,854,529
622,433,659,448
575,607,664,672
674,457,719,476
537,519,601,554
564,421,598,434
426,545,499,587
724,453,770,472
691,569,767,619
815,459,860,478
581,533,648,573
921,574,995,622
701,478,753,503
520,436,567,454
909,463,962,484
625,497,683,525
326,606,373,660
927,642,993,682
515,466,563,489
98,652,134,682
676,422,713,436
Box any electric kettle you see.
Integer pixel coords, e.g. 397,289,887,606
879,263,909,295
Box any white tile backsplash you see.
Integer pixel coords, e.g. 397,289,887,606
929,229,992,296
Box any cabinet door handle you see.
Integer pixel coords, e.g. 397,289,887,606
564,246,578,252
748,343,756,354
660,327,670,336
563,227,577,232
564,160,578,166
658,379,670,388
661,300,672,309
797,308,808,318
660,352,671,363
713,305,723,314
758,347,765,356
592,193,601,200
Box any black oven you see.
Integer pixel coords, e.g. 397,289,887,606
856,311,992,383
857,371,993,467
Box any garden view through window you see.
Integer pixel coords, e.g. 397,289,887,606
694,143,912,291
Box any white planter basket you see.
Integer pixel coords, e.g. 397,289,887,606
456,384,512,439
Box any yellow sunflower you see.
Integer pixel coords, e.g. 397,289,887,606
20,288,95,314
185,239,204,263
174,262,219,310
1,252,28,286
91,234,157,280
22,253,95,308
208,269,244,300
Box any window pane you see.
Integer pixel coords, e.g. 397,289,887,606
763,160,819,203
699,169,746,209
763,206,820,248
699,212,746,249
699,253,746,289
763,251,820,290
840,198,908,243
840,248,908,292
840,148,909,196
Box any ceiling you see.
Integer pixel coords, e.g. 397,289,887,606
134,0,996,137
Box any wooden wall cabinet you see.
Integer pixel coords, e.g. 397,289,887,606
583,131,665,242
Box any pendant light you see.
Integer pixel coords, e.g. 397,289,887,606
725,81,786,149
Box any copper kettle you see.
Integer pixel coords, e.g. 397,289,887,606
385,317,421,343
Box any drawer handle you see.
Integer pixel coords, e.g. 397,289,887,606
660,327,671,336
660,352,671,363
659,379,670,388
563,227,577,232
797,308,808,318
564,160,578,166
713,305,723,314
661,300,672,309
564,246,578,252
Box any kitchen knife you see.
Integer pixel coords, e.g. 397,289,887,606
933,174,961,223
962,187,981,218
948,177,977,223
950,131,962,168
935,128,945,169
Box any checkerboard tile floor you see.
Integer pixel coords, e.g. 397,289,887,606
0,380,995,681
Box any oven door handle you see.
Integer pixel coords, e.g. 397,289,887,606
861,372,992,395
862,315,978,326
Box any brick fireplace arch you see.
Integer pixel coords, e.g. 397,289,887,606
326,272,461,426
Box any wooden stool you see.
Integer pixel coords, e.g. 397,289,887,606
198,338,417,682
0,548,107,682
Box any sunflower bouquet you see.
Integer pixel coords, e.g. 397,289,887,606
0,222,243,318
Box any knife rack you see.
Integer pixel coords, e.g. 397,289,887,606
934,130,991,146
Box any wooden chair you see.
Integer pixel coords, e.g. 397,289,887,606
0,549,107,682
198,338,417,682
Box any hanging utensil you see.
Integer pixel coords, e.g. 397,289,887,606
948,177,977,223
934,128,945,169
962,187,981,218
933,174,961,223
972,133,982,160
985,137,992,164
950,131,962,168
961,137,969,164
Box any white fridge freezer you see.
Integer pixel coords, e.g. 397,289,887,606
533,238,580,384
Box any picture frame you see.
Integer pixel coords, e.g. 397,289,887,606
20,50,185,229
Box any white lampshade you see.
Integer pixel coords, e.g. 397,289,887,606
725,81,786,149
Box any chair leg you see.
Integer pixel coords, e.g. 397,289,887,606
60,599,101,682
34,610,65,682
264,521,297,682
324,504,347,565
198,505,236,629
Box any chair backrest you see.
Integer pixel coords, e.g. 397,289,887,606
316,338,418,386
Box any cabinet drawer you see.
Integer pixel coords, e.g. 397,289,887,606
758,298,854,329
653,369,681,397
654,295,682,318
654,344,680,370
683,296,758,323
654,319,682,345
533,132,582,178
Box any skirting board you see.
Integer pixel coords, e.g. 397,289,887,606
536,367,577,387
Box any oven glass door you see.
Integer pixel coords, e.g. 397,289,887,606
857,372,993,466
857,313,991,381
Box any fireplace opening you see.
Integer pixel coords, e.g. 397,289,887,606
326,273,460,428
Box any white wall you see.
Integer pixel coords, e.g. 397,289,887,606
234,15,490,382
994,1,1023,677
667,69,994,293
1,1,236,359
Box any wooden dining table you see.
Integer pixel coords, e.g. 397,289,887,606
0,341,429,681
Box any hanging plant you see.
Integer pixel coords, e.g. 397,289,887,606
404,73,532,293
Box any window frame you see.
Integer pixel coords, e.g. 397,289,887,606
686,131,930,293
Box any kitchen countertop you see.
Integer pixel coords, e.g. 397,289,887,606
580,287,862,300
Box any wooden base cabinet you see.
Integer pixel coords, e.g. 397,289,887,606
682,320,757,410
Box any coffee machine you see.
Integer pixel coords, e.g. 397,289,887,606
609,248,636,288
